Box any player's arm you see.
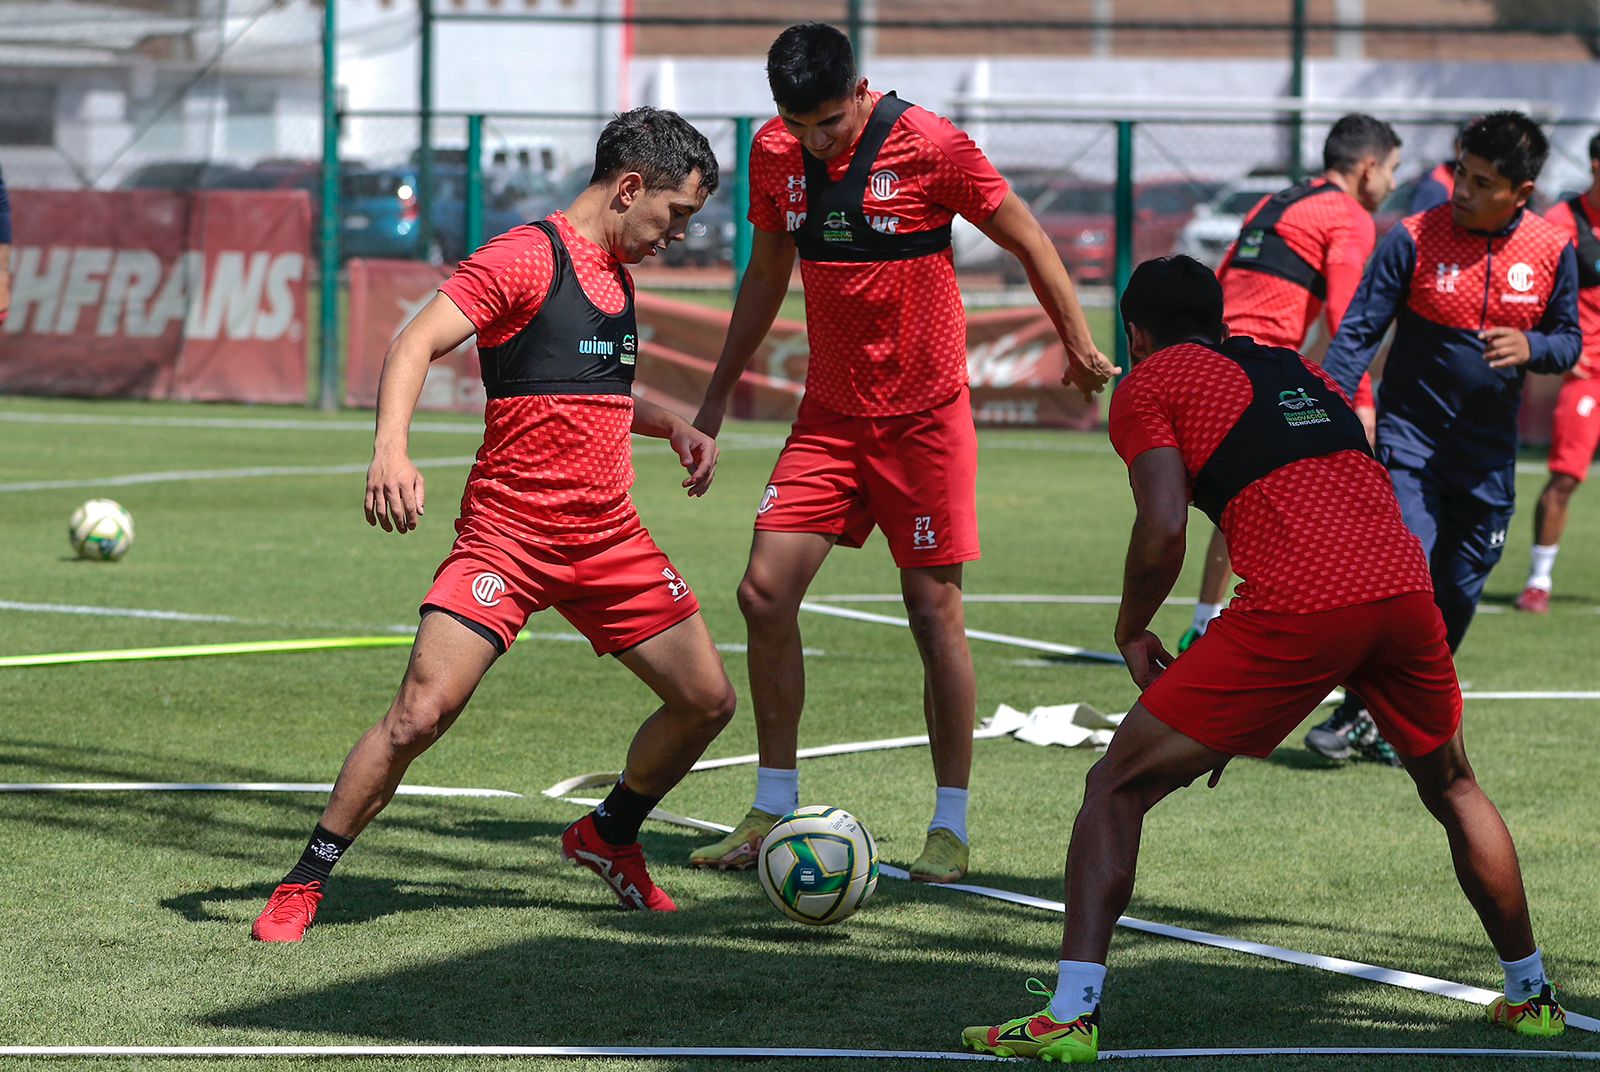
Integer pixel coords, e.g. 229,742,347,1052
1322,222,1416,399
694,227,797,438
0,173,11,323
1115,447,1189,690
632,395,719,497
366,295,477,533
1484,243,1582,373
975,190,1119,401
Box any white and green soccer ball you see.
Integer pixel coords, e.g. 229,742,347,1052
69,498,135,561
757,804,879,926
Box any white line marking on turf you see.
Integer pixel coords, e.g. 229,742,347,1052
0,457,478,494
0,1045,1595,1060
0,600,243,623
0,782,522,797
800,601,1125,664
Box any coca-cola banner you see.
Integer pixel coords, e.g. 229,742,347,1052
0,189,309,404
344,258,1097,428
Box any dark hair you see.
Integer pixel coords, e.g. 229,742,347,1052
1588,131,1600,164
1322,113,1402,174
590,106,720,196
1459,111,1548,187
767,22,858,116
1119,256,1225,353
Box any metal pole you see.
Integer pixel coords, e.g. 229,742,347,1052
418,0,435,259
465,113,484,255
846,0,864,62
731,115,753,301
1113,119,1135,376
317,0,340,411
1289,0,1306,181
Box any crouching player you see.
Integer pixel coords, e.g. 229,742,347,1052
961,256,1564,1060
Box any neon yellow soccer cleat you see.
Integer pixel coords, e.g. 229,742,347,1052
962,978,1100,1062
1488,984,1566,1038
909,827,969,883
688,808,780,870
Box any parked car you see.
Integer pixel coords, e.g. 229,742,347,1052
1177,176,1290,267
661,192,736,267
118,160,253,190
339,164,525,264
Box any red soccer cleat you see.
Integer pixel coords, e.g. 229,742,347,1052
1515,586,1551,614
251,880,323,942
561,814,677,912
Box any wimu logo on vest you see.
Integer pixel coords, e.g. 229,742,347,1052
578,337,616,356
1278,387,1332,426
6,247,304,340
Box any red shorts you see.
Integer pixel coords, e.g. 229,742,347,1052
1140,591,1461,759
422,513,700,656
1548,376,1600,481
754,387,979,568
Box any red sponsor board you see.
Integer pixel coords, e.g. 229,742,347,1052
344,258,1098,428
0,189,309,403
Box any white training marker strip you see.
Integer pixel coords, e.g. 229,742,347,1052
0,457,478,494
800,601,1125,665
0,782,522,798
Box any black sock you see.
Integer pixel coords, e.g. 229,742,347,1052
590,781,661,846
281,823,354,886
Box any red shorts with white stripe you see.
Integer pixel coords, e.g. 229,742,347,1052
754,387,980,568
1139,590,1460,759
1548,376,1600,482
422,514,700,656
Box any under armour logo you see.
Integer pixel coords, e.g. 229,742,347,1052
1489,529,1507,548
662,567,689,602
912,515,938,549
1435,263,1460,293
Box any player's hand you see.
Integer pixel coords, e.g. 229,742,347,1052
1116,630,1174,691
1479,327,1531,369
365,451,426,532
692,398,727,440
671,418,719,497
1061,347,1121,402
0,269,10,325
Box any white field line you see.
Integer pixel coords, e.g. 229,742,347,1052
800,600,1125,664
0,457,477,494
0,600,242,623
540,783,1600,1036
1,1045,1595,1060
0,782,521,797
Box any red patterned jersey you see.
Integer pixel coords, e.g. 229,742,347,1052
748,93,1009,416
1216,180,1375,348
437,211,639,544
1108,342,1432,613
1539,197,1600,379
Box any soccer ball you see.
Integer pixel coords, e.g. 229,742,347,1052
757,804,879,926
69,499,135,561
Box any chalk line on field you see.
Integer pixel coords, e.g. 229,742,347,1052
0,782,522,797
800,600,1125,664
0,457,478,494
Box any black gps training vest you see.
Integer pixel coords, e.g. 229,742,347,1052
1565,196,1600,290
1224,183,1346,300
476,220,637,400
791,92,952,264
1191,336,1373,526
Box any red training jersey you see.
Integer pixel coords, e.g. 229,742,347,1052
438,211,639,545
748,93,1009,416
1108,342,1432,614
1216,180,1375,349
1538,197,1600,380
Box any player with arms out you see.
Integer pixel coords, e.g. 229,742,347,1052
1174,118,1402,766
1513,130,1600,613
1324,111,1580,656
962,256,1565,1062
688,23,1117,883
251,108,736,941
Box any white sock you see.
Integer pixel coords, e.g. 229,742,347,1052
928,786,969,844
1527,544,1559,591
752,766,799,817
1500,949,1547,1003
1190,601,1222,633
1049,960,1106,1020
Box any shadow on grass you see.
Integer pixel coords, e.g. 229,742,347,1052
160,875,591,927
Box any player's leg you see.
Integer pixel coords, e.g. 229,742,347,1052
900,562,976,882
1519,379,1597,612
1431,464,1515,653
252,611,500,941
1179,528,1231,652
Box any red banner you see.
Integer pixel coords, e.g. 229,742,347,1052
343,260,1097,427
0,189,310,403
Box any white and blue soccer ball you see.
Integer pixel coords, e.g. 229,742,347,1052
69,499,135,561
758,804,879,926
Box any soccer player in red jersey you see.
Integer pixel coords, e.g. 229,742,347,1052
962,257,1564,1062
688,23,1117,882
251,109,736,941
1178,115,1402,663
1515,131,1600,612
